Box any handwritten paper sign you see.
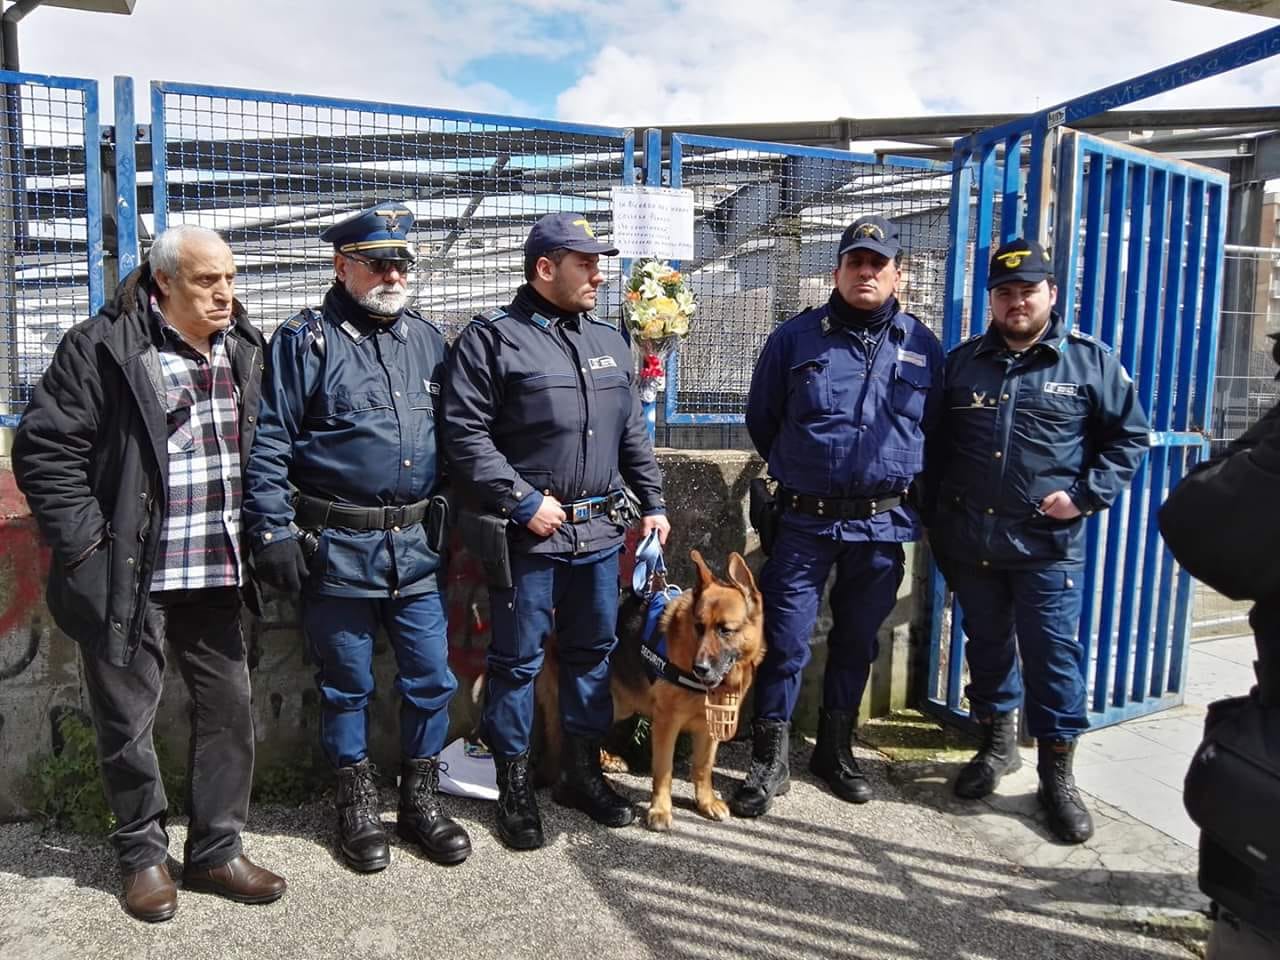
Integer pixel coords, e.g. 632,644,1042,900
610,186,695,260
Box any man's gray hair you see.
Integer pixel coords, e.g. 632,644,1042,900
149,224,227,277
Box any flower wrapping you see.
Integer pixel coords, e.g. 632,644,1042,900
625,258,696,403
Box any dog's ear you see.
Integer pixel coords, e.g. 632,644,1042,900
690,549,715,589
727,552,760,612
727,552,757,594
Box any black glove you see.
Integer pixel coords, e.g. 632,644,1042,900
254,537,310,594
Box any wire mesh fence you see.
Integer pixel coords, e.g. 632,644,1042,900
657,136,952,447
0,73,100,423
147,83,635,343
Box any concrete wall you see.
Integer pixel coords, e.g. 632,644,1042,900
0,449,931,819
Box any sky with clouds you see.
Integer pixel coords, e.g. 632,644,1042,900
10,0,1280,131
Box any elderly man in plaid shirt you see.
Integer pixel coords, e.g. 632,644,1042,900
13,225,286,923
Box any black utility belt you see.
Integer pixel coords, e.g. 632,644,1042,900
560,490,629,524
295,493,431,531
780,488,906,520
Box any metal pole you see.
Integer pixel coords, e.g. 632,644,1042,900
1,0,44,71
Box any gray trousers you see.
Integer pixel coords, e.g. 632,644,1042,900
80,586,253,873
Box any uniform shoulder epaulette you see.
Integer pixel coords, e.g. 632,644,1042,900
584,312,615,328
279,310,312,335
471,307,508,324
403,307,443,334
1067,329,1113,353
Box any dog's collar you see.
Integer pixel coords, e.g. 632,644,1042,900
640,588,710,694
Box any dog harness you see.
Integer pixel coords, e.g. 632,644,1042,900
632,531,710,693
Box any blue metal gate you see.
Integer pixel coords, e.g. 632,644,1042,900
925,124,1228,730
143,80,636,339
660,132,952,431
0,69,103,426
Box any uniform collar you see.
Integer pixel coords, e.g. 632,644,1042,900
819,296,906,341
974,310,1066,358
325,283,408,343
513,283,582,333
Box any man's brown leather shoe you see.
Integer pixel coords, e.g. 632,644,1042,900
183,854,286,905
123,863,177,923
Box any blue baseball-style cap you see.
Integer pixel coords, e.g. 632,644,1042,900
321,201,416,261
987,237,1055,289
524,212,619,262
837,215,901,261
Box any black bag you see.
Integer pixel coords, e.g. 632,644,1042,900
1158,451,1280,601
455,509,513,590
1184,692,1280,933
748,477,781,556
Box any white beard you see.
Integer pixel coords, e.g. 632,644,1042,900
354,284,409,316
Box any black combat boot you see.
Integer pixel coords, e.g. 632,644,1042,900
494,752,544,851
397,757,472,865
729,719,791,818
1037,739,1094,844
335,759,390,872
808,708,871,804
552,733,635,827
954,712,1023,799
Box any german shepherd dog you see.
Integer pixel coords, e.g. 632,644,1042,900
536,550,765,830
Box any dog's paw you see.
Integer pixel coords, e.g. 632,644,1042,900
600,750,629,774
699,797,730,821
646,807,674,831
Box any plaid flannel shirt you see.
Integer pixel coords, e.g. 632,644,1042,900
150,297,244,591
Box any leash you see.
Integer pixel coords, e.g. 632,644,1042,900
631,531,708,694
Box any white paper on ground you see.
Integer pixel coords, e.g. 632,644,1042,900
437,737,498,801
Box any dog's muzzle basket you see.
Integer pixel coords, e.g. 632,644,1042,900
705,686,741,742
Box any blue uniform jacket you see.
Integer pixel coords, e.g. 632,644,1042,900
929,312,1150,568
745,299,944,541
442,285,665,557
243,285,448,597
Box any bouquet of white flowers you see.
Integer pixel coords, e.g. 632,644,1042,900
623,258,696,402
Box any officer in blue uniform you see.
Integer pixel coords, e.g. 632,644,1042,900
443,212,669,850
243,202,470,872
929,237,1149,844
741,215,944,817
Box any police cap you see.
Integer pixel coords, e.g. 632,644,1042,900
321,201,416,262
524,212,619,263
837,215,901,261
987,237,1055,290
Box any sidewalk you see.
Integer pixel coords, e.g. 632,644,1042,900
0,733,1202,960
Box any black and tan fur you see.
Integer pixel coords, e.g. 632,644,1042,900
536,550,764,830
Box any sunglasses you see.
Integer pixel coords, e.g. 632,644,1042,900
342,252,416,275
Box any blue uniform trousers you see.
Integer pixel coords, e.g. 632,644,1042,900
945,561,1088,741
756,524,905,721
483,549,620,759
302,592,457,768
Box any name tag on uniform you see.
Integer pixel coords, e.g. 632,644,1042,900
898,348,927,367
423,379,440,395
1044,381,1080,396
588,355,617,370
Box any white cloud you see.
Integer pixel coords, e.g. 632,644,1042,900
9,0,1280,129
556,0,1280,126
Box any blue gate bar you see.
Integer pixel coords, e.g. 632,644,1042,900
1193,183,1227,431
148,81,168,235
1001,134,1022,241
1024,116,1050,243
83,79,105,314
943,151,974,349
1077,149,1107,334
1100,158,1129,347
1052,130,1084,324
969,141,998,324
113,75,138,278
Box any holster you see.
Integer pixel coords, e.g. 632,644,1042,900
426,495,451,554
455,508,513,590
748,477,781,556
